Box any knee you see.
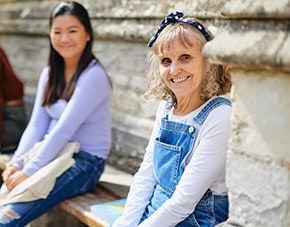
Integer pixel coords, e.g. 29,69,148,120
0,206,20,224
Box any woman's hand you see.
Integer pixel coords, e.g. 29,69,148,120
2,167,29,191
2,165,20,182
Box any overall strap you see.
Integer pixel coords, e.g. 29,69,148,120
181,97,231,168
194,97,231,126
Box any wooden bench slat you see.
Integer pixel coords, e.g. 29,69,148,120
60,185,121,227
59,166,134,227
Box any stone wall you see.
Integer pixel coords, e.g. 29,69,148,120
203,0,290,226
0,0,289,226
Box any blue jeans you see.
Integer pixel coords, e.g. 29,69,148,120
140,189,228,226
176,190,229,227
0,151,105,227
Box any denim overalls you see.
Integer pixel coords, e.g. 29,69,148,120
141,97,231,227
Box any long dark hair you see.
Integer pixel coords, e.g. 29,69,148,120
42,1,98,105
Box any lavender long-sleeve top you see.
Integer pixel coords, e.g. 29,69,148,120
12,59,112,176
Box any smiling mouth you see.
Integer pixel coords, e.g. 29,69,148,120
171,76,189,83
60,44,74,48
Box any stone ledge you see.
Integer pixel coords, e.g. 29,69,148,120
203,20,290,72
0,0,231,42
0,0,229,20
221,0,290,19
0,19,156,42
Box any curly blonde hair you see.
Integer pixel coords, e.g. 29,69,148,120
144,20,232,105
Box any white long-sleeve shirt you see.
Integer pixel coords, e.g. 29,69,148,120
112,97,232,227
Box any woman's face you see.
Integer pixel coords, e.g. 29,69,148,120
157,36,205,101
49,15,90,62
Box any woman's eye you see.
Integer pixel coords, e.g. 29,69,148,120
180,55,191,61
161,58,171,65
69,30,77,33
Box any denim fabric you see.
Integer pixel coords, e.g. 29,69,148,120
175,190,229,227
141,97,230,226
0,151,105,227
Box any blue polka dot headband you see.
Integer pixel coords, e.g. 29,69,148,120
147,11,211,47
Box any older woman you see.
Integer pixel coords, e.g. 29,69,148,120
112,11,232,227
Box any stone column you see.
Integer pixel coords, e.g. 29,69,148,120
203,0,290,226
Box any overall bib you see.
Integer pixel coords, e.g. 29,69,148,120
141,97,231,227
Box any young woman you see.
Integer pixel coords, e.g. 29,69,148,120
112,12,232,227
0,2,111,226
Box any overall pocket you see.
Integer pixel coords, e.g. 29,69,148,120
153,140,182,193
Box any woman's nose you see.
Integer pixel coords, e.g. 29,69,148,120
170,62,182,75
60,33,69,42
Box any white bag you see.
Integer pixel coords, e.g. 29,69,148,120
0,139,79,205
